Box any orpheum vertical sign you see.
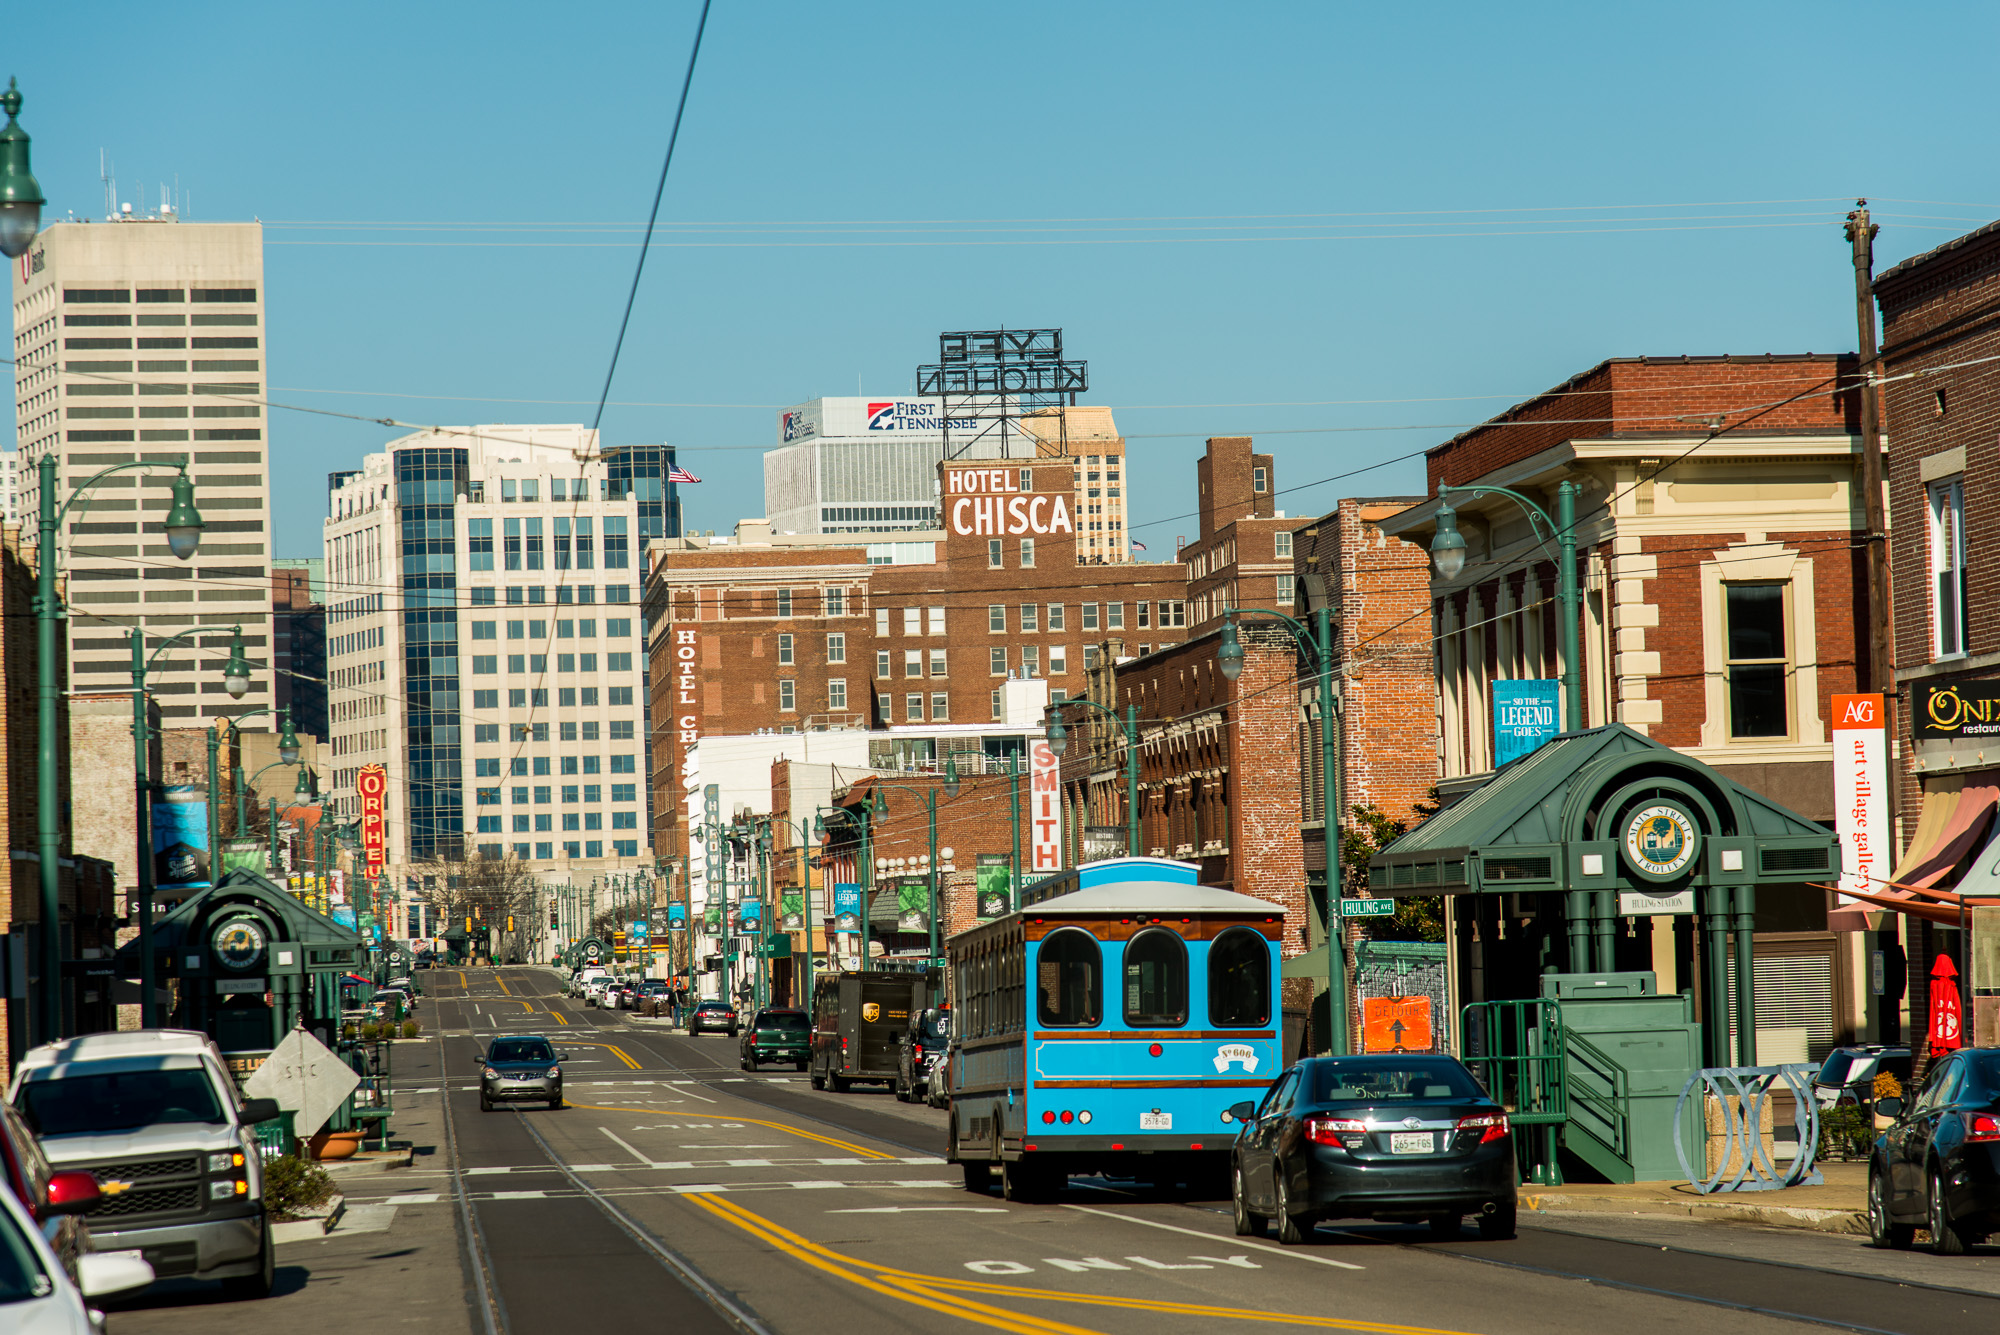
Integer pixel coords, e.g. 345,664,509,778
1030,736,1062,873
1832,694,1886,904
357,763,388,879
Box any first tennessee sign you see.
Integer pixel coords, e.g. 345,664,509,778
945,469,1073,537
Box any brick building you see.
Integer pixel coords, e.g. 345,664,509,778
271,560,326,740
646,457,1194,870
1181,436,1296,630
1874,221,2000,1043
1379,354,1875,1055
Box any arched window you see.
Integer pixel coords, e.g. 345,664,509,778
1208,927,1270,1027
1123,928,1188,1028
1035,928,1101,1027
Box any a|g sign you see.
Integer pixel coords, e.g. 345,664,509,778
945,468,1073,538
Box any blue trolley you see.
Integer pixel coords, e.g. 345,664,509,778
945,856,1284,1200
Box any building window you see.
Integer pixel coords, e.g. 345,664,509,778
1137,602,1151,629
777,633,794,666
1275,531,1293,559
503,518,522,570
779,679,796,712
602,516,629,569
473,655,497,675
988,605,1006,633
608,685,634,706
469,518,493,570
828,678,847,711
878,691,892,719
876,650,891,679
1083,645,1099,671
471,620,496,640
1107,602,1125,631
607,652,632,672
1158,601,1186,628
1276,574,1296,608
1081,602,1099,632
608,721,633,740
826,587,846,616
1049,646,1067,675
905,692,924,721
876,607,890,636
990,647,1007,675
1931,477,1968,659
929,649,947,677
928,606,946,635
611,783,636,802
1252,466,1267,494
903,649,922,677
903,607,921,636
1021,646,1040,674
1724,582,1789,738
826,632,845,663
991,690,1003,720
775,587,793,619
931,692,949,721
1020,604,1039,633
1020,538,1035,567
988,539,1003,569
1047,603,1065,632
524,517,544,570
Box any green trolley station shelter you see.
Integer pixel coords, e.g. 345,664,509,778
1370,724,1842,1071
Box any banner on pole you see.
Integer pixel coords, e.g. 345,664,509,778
1491,679,1560,767
152,785,210,891
833,883,862,933
1833,693,1886,905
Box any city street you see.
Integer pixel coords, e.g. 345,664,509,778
91,968,2000,1335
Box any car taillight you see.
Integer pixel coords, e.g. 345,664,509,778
1304,1115,1367,1147
1966,1113,2000,1143
1456,1112,1511,1144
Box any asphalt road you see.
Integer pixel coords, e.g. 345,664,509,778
344,967,2000,1335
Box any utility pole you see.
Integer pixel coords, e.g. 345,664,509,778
1846,200,1894,699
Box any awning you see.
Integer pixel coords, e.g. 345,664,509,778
1830,781,2000,930
1956,814,2000,901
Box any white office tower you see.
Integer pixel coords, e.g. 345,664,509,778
0,452,18,522
763,397,1130,560
11,220,276,721
323,426,665,878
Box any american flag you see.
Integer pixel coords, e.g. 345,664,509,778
667,464,701,484
1130,538,1148,552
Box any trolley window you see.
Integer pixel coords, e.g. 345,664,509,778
1122,928,1188,1027
1036,928,1101,1027
1208,927,1270,1027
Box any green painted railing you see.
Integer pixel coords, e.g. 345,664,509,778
1460,998,1567,1185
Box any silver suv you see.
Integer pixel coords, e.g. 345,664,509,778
10,1030,281,1299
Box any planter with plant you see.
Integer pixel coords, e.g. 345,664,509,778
263,1154,336,1221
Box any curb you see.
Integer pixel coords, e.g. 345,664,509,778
271,1193,346,1244
1522,1191,1867,1235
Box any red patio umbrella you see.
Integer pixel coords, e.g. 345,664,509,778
1929,954,1964,1054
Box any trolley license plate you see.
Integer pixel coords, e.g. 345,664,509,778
1390,1132,1434,1155
1139,1112,1173,1131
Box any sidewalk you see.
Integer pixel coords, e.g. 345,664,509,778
1523,1159,1868,1235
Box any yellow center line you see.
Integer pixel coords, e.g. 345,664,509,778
496,975,513,996
694,1196,1483,1335
556,1092,892,1159
548,1010,569,1025
516,1000,535,1011
455,970,468,989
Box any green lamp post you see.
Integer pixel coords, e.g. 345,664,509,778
0,79,45,260
865,758,961,983
36,452,205,1041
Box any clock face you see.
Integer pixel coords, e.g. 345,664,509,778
211,917,268,971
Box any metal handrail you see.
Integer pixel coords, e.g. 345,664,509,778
1459,998,1566,1185
1563,1029,1632,1159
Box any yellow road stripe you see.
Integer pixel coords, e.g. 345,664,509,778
548,1010,568,1025
696,1196,1482,1335
456,970,468,989
497,975,513,996
517,1000,535,1011
556,1094,890,1159
608,1045,641,1070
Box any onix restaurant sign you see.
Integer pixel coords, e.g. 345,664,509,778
357,763,388,878
1833,693,1887,905
1914,681,2000,740
945,468,1073,537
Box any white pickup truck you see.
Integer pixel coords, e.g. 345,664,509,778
9,1030,282,1299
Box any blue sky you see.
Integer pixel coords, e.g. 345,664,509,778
12,1,2000,557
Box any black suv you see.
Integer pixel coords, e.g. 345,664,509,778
740,1010,811,1070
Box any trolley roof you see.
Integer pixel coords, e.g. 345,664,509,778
1026,881,1286,917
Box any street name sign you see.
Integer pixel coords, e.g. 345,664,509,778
1338,898,1395,918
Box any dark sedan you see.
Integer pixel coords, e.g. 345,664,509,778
1229,1054,1517,1244
689,1000,738,1037
1869,1047,2000,1254
479,1036,567,1111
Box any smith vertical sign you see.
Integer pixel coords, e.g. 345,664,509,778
1030,736,1062,873
357,763,388,878
1832,694,1886,905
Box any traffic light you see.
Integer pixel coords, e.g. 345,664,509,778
506,916,515,932
466,919,474,933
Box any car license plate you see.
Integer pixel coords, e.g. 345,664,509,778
1391,1132,1434,1155
1140,1112,1173,1131
102,1250,145,1264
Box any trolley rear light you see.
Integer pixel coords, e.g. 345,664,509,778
1148,1043,1162,1056
1967,1114,2000,1143
1042,1110,1056,1124
1305,1116,1368,1148
1456,1112,1511,1144
1077,1110,1092,1125
1060,1110,1074,1124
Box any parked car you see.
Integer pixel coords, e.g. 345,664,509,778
10,1030,282,1298
583,979,615,1008
0,1097,96,1285
636,981,672,1015
1815,1045,1912,1107
600,982,633,1010
1229,1054,1518,1244
689,1001,739,1037
925,1045,953,1109
895,1007,951,1103
479,1037,568,1112
0,1174,153,1335
741,1010,811,1071
1869,1047,2000,1254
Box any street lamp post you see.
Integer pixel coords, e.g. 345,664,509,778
1219,602,1347,1055
1428,482,1597,969
1043,701,1139,857
34,450,206,1042
0,80,46,261
204,689,297,856
863,759,961,990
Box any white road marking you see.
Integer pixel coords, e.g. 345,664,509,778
382,1193,443,1204
490,1191,547,1200
834,1207,1010,1215
1061,1204,1364,1271
600,1128,658,1167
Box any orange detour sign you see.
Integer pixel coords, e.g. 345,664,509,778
1361,996,1434,1053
